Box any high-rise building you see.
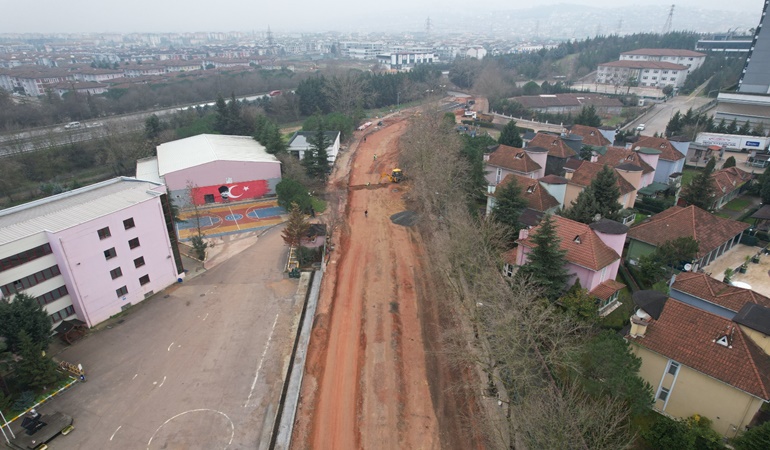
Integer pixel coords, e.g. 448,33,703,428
738,0,770,94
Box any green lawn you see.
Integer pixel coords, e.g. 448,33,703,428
680,168,700,187
722,197,751,212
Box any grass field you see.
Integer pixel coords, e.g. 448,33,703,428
722,197,751,212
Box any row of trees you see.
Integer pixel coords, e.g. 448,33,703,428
399,113,653,448
666,108,767,138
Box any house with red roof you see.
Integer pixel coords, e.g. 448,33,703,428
567,124,612,147
486,173,561,227
563,160,639,210
626,205,749,270
670,272,770,319
710,166,753,210
525,132,582,176
483,144,546,184
627,290,770,437
516,216,627,314
595,146,658,189
631,136,686,184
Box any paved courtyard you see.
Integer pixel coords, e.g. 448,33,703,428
21,225,304,449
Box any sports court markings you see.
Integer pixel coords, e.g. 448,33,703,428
246,206,286,220
176,216,221,231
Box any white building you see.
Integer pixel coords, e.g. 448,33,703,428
376,51,438,71
0,178,185,329
287,131,341,163
596,60,689,88
619,48,706,74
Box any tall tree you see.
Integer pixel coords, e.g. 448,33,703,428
563,187,602,224
281,202,311,248
306,126,331,179
498,120,523,147
574,105,601,127
0,293,52,352
723,156,736,169
145,114,162,142
14,330,60,390
518,214,570,301
680,157,717,210
592,165,622,220
490,178,528,241
739,120,753,136
726,118,738,135
213,95,229,134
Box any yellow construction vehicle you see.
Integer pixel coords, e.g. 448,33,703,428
380,168,404,183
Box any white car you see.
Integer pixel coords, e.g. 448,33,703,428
636,124,646,131
64,121,82,130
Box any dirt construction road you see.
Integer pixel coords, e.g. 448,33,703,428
291,117,478,449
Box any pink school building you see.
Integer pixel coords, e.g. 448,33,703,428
0,178,184,328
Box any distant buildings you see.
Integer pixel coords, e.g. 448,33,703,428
508,93,623,116
619,48,706,73
595,48,706,90
375,51,438,71
287,131,341,163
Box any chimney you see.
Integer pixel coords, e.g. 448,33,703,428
483,153,490,162
518,228,529,240
629,309,651,337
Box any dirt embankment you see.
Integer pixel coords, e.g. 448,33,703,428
291,116,483,450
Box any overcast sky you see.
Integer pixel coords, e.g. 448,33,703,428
2,0,765,34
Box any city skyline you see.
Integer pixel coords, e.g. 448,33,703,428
1,0,765,34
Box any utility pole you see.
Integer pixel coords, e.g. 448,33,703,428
662,4,675,34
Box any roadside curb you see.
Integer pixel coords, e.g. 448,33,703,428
0,376,79,428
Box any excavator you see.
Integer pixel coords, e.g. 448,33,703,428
380,168,404,183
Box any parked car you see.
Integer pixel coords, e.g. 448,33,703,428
64,121,82,129
636,124,646,131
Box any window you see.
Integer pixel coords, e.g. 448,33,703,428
139,274,150,285
658,387,670,401
104,247,117,260
128,238,140,249
668,361,680,376
116,286,128,297
503,264,514,278
36,285,68,307
0,243,53,273
98,227,111,240
204,194,215,203
49,305,76,323
1,265,61,296
110,267,123,280
123,218,135,230
134,256,146,268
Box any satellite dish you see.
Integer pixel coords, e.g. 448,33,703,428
684,264,693,271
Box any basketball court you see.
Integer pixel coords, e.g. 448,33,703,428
176,199,286,240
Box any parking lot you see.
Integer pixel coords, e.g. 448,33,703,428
23,225,303,449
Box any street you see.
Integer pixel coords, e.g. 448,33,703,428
626,94,714,137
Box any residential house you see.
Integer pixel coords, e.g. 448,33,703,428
568,124,612,147
595,146,657,189
627,291,770,437
287,131,342,164
564,160,639,210
526,132,581,176
52,81,109,97
516,216,627,314
631,136,686,184
483,144,545,185
626,205,749,270
670,272,770,319
486,173,561,227
710,167,753,210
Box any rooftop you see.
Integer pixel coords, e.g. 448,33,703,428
486,144,542,174
496,173,559,212
599,60,689,70
528,133,578,159
672,272,770,313
632,136,686,162
0,178,164,244
156,134,278,176
568,125,612,147
568,161,636,195
621,48,706,58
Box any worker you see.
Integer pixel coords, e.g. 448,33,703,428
365,209,368,218
364,136,367,142
373,154,377,161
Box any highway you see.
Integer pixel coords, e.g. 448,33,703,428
0,92,274,156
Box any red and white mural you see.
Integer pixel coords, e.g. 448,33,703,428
191,180,269,205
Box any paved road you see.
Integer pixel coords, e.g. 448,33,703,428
626,94,714,137
20,226,303,449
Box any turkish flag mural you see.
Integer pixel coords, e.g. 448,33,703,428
192,180,269,205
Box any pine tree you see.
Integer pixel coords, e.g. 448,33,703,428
0,293,52,352
518,214,570,301
490,178,528,241
498,120,523,147
213,95,229,134
307,127,331,178
726,118,738,135
563,186,602,224
738,120,753,136
281,203,310,248
14,331,59,390
592,165,622,220
723,156,736,169
574,105,601,127
680,157,717,210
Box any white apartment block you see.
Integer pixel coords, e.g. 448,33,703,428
596,60,689,88
376,51,438,71
619,48,706,74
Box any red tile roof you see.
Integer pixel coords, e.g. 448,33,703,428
486,144,542,174
518,215,620,271
502,248,518,265
712,167,753,198
628,205,749,257
496,174,560,212
599,60,689,70
633,136,685,162
568,125,612,146
590,279,626,301
672,272,770,313
568,161,636,195
596,147,654,174
528,133,577,159
628,298,770,400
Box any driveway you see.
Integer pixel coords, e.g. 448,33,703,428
20,225,304,449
